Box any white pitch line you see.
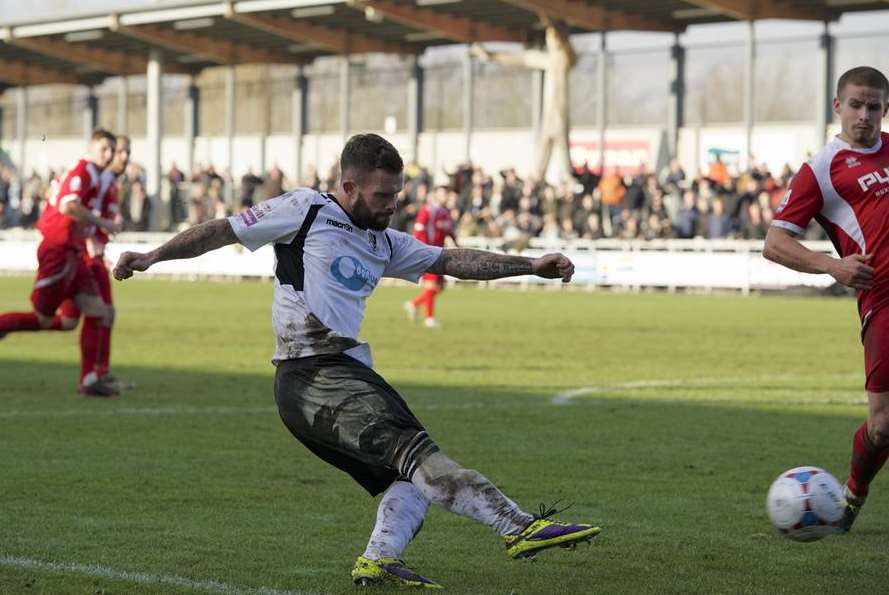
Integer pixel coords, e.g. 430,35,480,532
0,405,275,419
549,378,736,405
0,374,864,418
549,375,863,405
0,554,311,595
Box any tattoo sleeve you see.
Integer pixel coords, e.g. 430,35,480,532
149,218,238,264
427,248,533,280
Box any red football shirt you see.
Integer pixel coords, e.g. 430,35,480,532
91,168,120,246
37,159,101,248
413,205,455,248
774,131,889,322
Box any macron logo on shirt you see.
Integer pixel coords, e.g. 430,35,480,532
326,218,353,233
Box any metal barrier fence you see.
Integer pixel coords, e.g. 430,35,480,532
0,229,837,294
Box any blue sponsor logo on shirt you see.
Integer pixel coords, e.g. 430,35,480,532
330,255,378,291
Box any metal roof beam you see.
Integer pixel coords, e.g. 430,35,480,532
226,5,411,54
111,20,300,65
0,57,81,85
500,0,680,32
683,0,835,21
352,0,527,43
4,34,193,75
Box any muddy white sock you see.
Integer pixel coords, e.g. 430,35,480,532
363,480,429,560
411,452,533,536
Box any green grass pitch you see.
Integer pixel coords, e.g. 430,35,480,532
0,275,885,594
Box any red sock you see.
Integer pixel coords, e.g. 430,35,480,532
50,315,65,330
411,292,427,308
0,312,42,332
847,422,889,498
80,317,101,383
96,323,112,377
423,289,438,319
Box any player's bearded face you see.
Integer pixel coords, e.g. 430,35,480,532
835,84,888,148
350,169,403,231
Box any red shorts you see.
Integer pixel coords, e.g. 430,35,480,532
421,273,444,287
58,257,112,319
863,308,889,393
31,243,98,317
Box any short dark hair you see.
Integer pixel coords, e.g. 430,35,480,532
340,133,403,180
91,127,116,144
837,66,889,98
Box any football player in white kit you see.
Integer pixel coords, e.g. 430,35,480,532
114,134,600,588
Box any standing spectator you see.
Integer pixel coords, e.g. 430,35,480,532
642,212,664,240
625,174,648,213
262,164,285,200
616,208,640,240
0,166,9,222
580,211,603,240
573,193,597,236
739,202,766,239
240,168,264,210
572,160,599,196
597,169,625,233
129,179,151,231
675,190,698,239
707,197,732,239
539,212,561,242
708,154,730,188
499,168,523,214
659,158,686,194
167,162,185,229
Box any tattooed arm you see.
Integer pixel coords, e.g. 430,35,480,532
113,218,238,280
426,248,575,282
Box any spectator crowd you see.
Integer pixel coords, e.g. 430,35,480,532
0,154,827,245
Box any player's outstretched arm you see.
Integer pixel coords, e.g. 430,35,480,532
763,226,873,290
426,248,574,282
62,200,122,235
113,218,238,281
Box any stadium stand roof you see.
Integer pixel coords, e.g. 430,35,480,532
0,0,883,88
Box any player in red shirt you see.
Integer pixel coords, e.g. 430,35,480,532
0,128,120,396
57,135,131,396
764,66,889,532
404,185,457,328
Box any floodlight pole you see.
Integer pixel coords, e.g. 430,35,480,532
84,87,98,140
743,20,755,171
292,66,308,185
184,75,199,178
816,22,834,146
531,68,544,142
407,56,423,165
16,86,26,179
224,65,236,209
667,32,685,160
463,48,474,163
596,32,607,175
340,56,351,143
117,76,128,135
146,49,163,229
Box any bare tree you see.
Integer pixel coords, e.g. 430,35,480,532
472,15,577,181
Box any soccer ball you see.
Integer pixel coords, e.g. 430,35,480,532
766,466,845,542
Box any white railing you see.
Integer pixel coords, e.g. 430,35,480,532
0,229,838,293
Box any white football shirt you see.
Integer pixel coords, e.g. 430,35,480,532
228,188,442,367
